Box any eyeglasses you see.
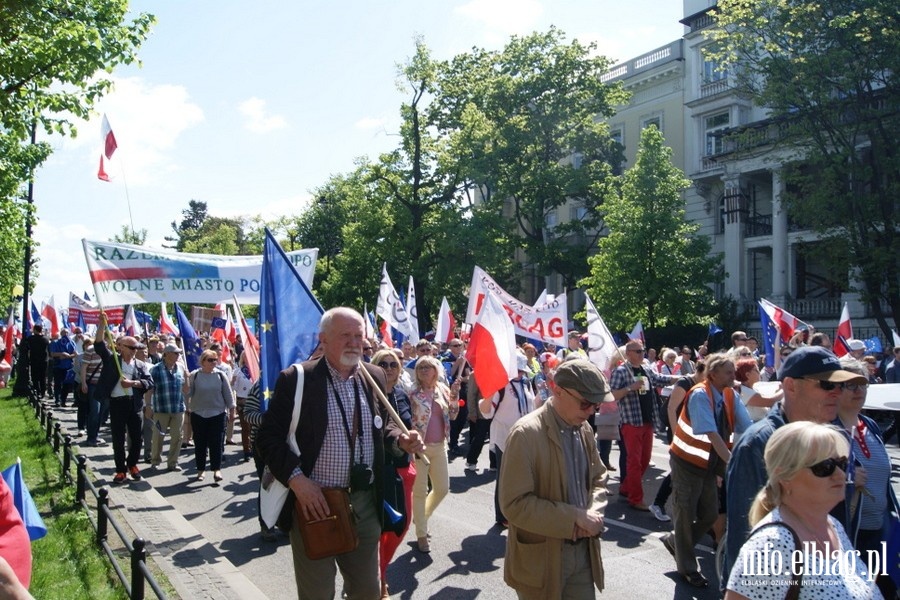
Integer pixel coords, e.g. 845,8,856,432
377,361,400,369
203,358,217,363
808,456,848,478
450,344,462,348
627,348,643,354
844,382,868,392
561,387,594,411
362,346,373,351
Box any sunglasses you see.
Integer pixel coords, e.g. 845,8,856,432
808,456,848,478
377,361,400,369
800,378,848,391
363,347,373,351
627,348,643,354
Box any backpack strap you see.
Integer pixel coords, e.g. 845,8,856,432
746,521,802,600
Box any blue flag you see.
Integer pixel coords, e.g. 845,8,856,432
174,303,202,372
758,302,778,369
1,460,47,541
863,336,883,354
708,323,723,337
259,228,324,412
210,316,227,330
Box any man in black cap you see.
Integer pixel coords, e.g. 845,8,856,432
720,345,868,588
499,359,609,599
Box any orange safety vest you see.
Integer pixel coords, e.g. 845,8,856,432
670,380,737,470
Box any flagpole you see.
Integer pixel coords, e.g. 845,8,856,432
82,239,123,379
357,363,429,466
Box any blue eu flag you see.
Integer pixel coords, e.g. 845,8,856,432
174,303,203,372
259,228,324,412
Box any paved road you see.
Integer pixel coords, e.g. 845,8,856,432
56,401,900,600
113,425,723,599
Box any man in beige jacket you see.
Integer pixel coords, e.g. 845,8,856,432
499,359,610,599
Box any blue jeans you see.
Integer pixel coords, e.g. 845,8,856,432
86,384,109,443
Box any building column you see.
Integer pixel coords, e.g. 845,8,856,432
771,168,789,302
722,176,745,299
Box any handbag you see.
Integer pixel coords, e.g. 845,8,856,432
595,401,620,441
296,487,359,559
259,364,304,530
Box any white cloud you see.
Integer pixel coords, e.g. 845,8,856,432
454,0,544,41
48,76,205,186
238,97,288,133
355,116,386,130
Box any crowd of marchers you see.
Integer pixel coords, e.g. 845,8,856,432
4,312,900,599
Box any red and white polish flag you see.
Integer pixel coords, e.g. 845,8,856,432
833,302,853,357
97,114,118,182
435,296,456,344
466,291,516,398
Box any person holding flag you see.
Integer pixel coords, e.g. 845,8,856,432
94,312,154,485
255,307,424,599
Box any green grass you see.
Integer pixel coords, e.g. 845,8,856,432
0,388,128,600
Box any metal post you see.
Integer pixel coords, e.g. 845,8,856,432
62,435,72,480
45,412,53,441
97,488,109,542
131,538,146,600
53,423,61,452
76,455,87,503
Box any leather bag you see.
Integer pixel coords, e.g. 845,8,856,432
296,487,359,560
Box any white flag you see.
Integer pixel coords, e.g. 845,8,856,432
376,263,416,340
585,294,621,375
407,276,420,343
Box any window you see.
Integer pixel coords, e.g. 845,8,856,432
642,115,662,131
570,205,589,221
610,127,623,148
701,50,728,84
545,211,558,230
704,111,730,156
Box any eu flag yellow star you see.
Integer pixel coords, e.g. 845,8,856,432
261,321,273,333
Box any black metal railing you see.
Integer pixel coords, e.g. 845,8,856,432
29,391,167,600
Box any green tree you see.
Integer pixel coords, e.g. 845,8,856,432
431,27,628,292
111,224,147,245
709,0,900,336
167,199,251,255
581,127,721,330
0,0,154,297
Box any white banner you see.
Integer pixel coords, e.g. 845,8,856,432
465,266,567,346
82,239,318,305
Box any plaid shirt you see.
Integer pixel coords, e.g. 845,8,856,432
150,361,186,414
310,361,374,488
610,363,677,427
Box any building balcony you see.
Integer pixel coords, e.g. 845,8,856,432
701,78,730,98
601,40,684,84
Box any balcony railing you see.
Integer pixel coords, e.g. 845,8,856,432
601,41,683,83
700,78,730,98
744,214,772,237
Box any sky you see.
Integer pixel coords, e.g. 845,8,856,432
31,0,687,309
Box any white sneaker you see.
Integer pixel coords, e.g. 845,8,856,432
649,504,671,522
464,463,477,472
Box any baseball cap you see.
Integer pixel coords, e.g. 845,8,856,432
777,346,867,383
553,359,615,404
162,343,183,354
